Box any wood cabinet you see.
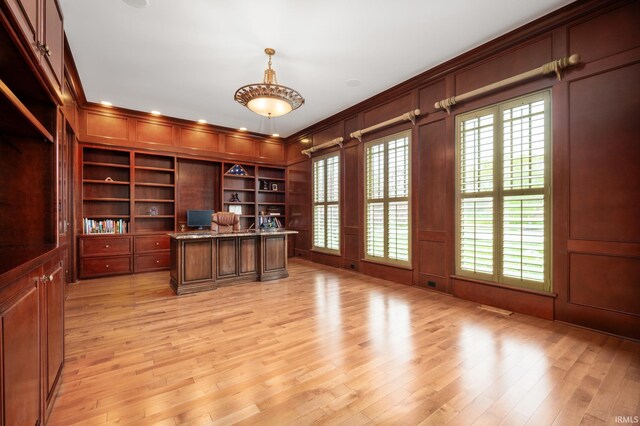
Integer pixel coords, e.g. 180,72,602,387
79,235,133,278
1,275,41,426
0,252,65,426
134,234,170,272
4,0,64,96
44,260,64,413
41,0,63,90
0,2,65,421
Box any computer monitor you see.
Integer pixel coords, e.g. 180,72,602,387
186,210,214,229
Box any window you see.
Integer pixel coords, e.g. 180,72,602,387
456,91,551,291
365,131,411,266
313,152,340,253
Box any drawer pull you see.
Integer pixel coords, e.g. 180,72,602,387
156,242,160,246
156,260,160,263
105,244,110,248
105,264,109,268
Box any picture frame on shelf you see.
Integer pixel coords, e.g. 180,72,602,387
271,183,278,191
228,205,242,215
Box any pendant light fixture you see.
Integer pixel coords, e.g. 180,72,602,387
234,48,304,118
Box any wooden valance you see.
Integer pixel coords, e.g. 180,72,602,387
434,54,580,113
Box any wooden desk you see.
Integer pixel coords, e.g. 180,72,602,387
169,230,298,295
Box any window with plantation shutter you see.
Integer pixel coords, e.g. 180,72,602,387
456,91,551,291
365,131,411,266
313,153,340,253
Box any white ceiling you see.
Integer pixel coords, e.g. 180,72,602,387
61,0,575,138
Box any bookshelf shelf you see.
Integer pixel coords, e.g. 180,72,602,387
135,182,175,188
83,215,130,219
83,197,129,202
83,179,130,185
135,215,174,219
135,166,175,172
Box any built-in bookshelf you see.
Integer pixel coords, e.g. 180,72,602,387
81,147,176,234
221,163,286,230
80,147,176,278
257,166,286,229
222,163,256,229
82,147,131,233
133,153,176,232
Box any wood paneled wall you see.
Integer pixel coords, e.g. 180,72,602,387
79,106,286,165
176,159,221,228
285,0,640,340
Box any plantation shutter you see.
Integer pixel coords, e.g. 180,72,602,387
456,91,550,291
459,113,495,276
313,153,340,253
365,131,411,265
501,99,547,283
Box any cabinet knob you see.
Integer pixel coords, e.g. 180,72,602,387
156,260,160,264
41,274,53,283
105,244,110,248
105,264,110,268
156,242,160,246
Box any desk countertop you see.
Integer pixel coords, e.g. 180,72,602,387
168,229,298,239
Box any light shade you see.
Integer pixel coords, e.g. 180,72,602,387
234,48,304,118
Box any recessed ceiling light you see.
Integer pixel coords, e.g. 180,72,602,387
100,101,112,106
197,119,207,124
346,79,361,87
272,133,280,138
239,127,247,131
122,0,149,8
150,110,161,116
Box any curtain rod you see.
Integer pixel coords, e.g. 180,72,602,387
301,137,344,157
434,54,580,113
350,109,420,142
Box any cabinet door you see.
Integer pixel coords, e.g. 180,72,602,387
2,283,40,426
46,262,64,399
5,0,39,54
41,0,64,90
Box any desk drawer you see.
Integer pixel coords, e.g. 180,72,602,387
80,236,132,257
80,256,132,278
135,235,170,253
135,252,170,273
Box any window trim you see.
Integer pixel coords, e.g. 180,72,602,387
363,130,412,267
455,90,551,292
312,151,341,255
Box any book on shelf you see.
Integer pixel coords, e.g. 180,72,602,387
83,218,128,234
258,216,282,229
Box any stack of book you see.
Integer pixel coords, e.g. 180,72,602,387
83,218,128,234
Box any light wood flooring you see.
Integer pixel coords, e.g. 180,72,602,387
49,259,640,425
